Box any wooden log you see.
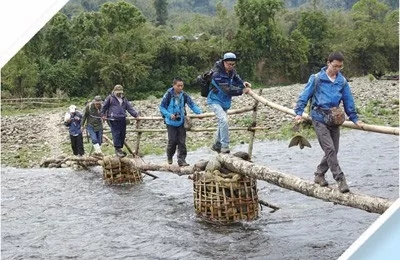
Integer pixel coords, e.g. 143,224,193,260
247,89,399,136
216,153,393,214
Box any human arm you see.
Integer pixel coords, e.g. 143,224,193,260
185,93,202,114
341,82,359,124
124,98,138,118
294,75,317,117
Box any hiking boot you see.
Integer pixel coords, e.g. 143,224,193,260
337,176,350,193
211,143,221,153
178,160,189,167
314,174,328,187
167,158,173,165
220,147,230,154
116,149,126,157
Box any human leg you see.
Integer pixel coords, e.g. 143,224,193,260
167,125,178,164
312,121,342,179
209,103,229,152
110,120,126,156
176,126,188,166
76,133,85,156
70,135,78,155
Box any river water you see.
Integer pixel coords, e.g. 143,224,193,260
1,130,398,260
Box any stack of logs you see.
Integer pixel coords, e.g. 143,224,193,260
100,156,143,184
193,168,259,224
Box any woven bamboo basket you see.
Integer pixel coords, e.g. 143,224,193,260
193,170,259,224
100,156,143,184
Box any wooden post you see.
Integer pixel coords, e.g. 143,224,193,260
248,89,262,159
135,117,142,155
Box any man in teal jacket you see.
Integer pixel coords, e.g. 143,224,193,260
160,77,202,166
294,51,363,193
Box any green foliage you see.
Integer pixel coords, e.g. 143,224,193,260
154,0,168,26
1,0,398,100
234,0,285,79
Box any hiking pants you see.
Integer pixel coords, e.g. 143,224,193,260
109,119,126,149
70,134,84,156
312,120,344,181
166,124,187,161
86,125,103,146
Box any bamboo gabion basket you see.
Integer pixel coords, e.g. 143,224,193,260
100,156,143,184
193,170,259,224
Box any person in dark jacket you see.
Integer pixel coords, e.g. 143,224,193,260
64,105,84,156
82,95,103,155
101,85,139,157
207,52,251,154
294,51,364,193
160,77,202,166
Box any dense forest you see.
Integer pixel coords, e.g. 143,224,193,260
1,0,398,100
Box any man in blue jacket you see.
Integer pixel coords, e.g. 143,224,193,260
294,52,363,193
101,85,139,157
160,77,202,166
207,52,252,154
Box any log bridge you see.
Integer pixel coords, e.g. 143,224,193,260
41,90,397,215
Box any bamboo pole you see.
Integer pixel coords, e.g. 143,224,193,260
248,89,262,159
135,117,143,155
247,89,399,136
103,126,272,134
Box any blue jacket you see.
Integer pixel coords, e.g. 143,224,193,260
294,67,359,123
159,87,202,127
101,93,138,120
207,61,245,110
64,111,83,136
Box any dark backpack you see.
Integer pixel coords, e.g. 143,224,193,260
196,62,220,97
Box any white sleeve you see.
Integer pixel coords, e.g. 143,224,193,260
64,112,70,122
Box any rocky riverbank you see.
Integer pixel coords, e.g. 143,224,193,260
1,76,398,168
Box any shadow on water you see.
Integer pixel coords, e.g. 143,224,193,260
1,130,398,259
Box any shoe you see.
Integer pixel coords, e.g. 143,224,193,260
211,144,221,153
93,143,103,155
178,160,189,167
116,149,126,157
314,174,328,187
337,176,350,193
167,158,173,165
220,147,230,154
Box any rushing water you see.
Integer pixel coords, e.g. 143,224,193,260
1,130,398,260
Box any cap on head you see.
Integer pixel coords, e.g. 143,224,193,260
94,95,102,102
223,52,237,61
113,84,124,94
69,105,76,113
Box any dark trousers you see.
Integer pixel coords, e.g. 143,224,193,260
312,120,343,181
70,134,84,156
109,119,126,149
166,124,187,162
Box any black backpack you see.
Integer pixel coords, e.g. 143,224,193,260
196,62,220,97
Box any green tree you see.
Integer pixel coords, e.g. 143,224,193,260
234,0,285,79
350,0,395,74
297,10,332,74
1,51,39,97
154,0,168,26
